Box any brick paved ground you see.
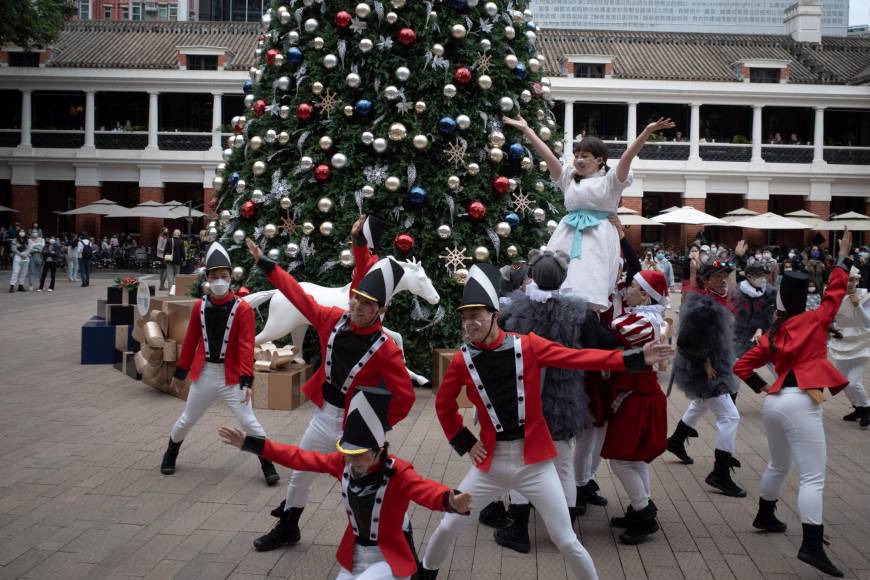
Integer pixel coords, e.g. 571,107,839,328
0,275,869,579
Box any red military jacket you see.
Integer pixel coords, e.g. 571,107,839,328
259,439,457,577
264,263,414,426
436,330,635,472
734,267,848,394
175,292,255,387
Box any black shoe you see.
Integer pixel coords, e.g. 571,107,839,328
856,406,870,428
705,449,747,497
259,458,280,486
618,502,659,545
494,504,531,553
580,480,608,507
17,285,25,292
253,503,303,551
798,523,844,577
160,438,182,475
611,505,637,528
8,285,13,293
753,498,787,533
843,406,861,421
478,500,512,529
411,567,439,580
666,420,699,465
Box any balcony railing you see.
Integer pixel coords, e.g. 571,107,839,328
700,143,752,162
31,130,85,149
157,132,212,151
824,147,870,166
639,142,690,160
0,129,21,147
761,145,815,164
605,141,627,159
95,131,148,150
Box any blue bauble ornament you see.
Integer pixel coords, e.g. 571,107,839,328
508,143,525,160
354,99,373,117
447,0,469,11
438,117,457,134
409,186,427,207
505,212,520,228
286,47,303,65
228,172,240,185
243,80,254,94
514,63,527,79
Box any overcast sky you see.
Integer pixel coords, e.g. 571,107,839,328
853,0,870,25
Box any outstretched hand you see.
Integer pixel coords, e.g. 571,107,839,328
245,238,263,261
449,491,473,514
351,214,366,240
644,117,676,134
734,240,749,258
642,340,674,366
218,426,246,448
502,115,530,132
608,213,626,240
839,226,852,258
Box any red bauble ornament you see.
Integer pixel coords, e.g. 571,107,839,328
296,102,314,121
252,99,267,117
233,118,245,134
394,232,415,253
493,176,510,194
266,48,279,65
531,82,543,96
207,197,218,210
468,201,487,221
454,67,472,85
314,164,330,182
398,28,417,46
237,286,251,297
335,11,352,28
241,200,256,219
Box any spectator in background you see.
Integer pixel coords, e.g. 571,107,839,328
30,221,43,238
654,247,675,290
38,235,61,292
110,234,119,259
163,229,183,290
760,246,780,287
642,250,657,271
157,228,169,291
77,232,93,287
789,133,801,145
9,229,29,292
805,245,827,295
66,234,79,282
27,229,45,291
0,228,8,270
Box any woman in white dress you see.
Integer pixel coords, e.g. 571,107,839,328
829,266,870,427
503,115,675,311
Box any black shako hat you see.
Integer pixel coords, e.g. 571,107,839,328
336,388,391,455
352,257,404,307
777,271,810,315
362,215,388,253
459,263,501,312
205,242,232,271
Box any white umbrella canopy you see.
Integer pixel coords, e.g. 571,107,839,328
813,211,870,231
616,206,663,226
728,212,812,230
108,201,177,219
168,204,205,218
0,205,18,213
784,209,828,228
658,206,681,214
651,206,729,226
721,208,760,223
61,199,122,216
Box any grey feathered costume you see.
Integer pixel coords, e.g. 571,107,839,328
673,292,737,399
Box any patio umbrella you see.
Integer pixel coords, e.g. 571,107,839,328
658,206,681,214
728,212,811,230
784,209,828,228
651,206,729,226
167,203,205,218
721,208,759,223
617,206,662,226
0,205,18,213
108,201,177,219
813,211,870,231
61,199,124,216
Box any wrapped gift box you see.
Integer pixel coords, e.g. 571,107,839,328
106,304,134,326
114,325,138,352
81,317,118,364
166,300,198,343
253,366,308,411
172,274,198,298
113,350,142,380
96,299,107,319
433,348,472,408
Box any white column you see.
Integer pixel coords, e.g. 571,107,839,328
751,104,763,162
563,100,574,164
147,92,159,151
84,91,95,149
211,92,222,151
689,103,701,161
813,106,825,164
177,0,189,21
626,101,638,141
20,89,32,147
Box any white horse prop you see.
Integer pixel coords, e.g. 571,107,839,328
244,256,439,386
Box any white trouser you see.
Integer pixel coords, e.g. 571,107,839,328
833,356,870,408
760,388,826,525
166,263,179,290
422,441,598,580
681,394,740,454
285,402,345,508
510,439,576,507
609,460,650,511
170,363,266,443
335,544,409,580
573,425,606,487
10,256,28,286
67,256,78,281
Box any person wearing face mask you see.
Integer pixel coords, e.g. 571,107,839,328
828,266,870,427
9,230,30,292
245,237,415,553
161,242,279,488
653,248,674,290
164,229,183,292
682,245,701,300
26,229,44,291
220,389,472,580
38,236,61,292
734,228,852,578
502,114,675,312
760,246,780,287
416,264,674,580
733,263,777,360
805,245,826,294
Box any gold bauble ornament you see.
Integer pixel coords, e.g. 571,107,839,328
451,24,467,38
343,105,354,117
474,246,490,261
317,197,334,213
263,223,277,238
319,135,333,150
249,136,263,151
302,222,315,235
535,180,546,193
312,81,324,95
252,161,266,176
467,162,480,175
447,175,460,190
385,176,401,191
539,126,552,141
453,268,469,284
496,222,511,237
489,131,506,147
521,157,533,170
339,248,354,267
478,75,492,90
388,123,407,141
506,245,519,258
280,196,292,210
412,134,428,149
278,131,290,144
414,101,427,113
489,147,504,163
532,208,546,222
539,160,549,172
212,176,224,190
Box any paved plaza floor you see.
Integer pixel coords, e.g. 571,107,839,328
0,275,869,579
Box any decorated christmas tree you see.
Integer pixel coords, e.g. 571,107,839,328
211,0,563,373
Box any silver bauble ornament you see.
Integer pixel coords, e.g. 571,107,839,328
520,89,532,103
504,25,516,39
467,162,480,175
339,249,354,267
346,73,361,88
505,54,518,69
532,207,546,222
489,148,504,163
414,101,427,113
539,126,552,141
474,246,490,261
361,131,374,145
480,38,492,51
280,196,292,210
319,135,333,150
263,223,277,238
286,242,300,257
373,138,388,153
412,134,428,149
361,185,375,198
212,175,224,189
539,160,548,172
288,30,300,44
220,210,232,224
525,30,537,44
437,224,452,239
384,85,400,100
485,2,498,17
432,44,445,56
359,38,374,52
447,175,460,190
323,54,338,68
528,58,541,72
536,109,545,121
300,156,314,170
252,161,266,176
456,114,471,130
215,162,226,176
319,221,334,236
331,153,348,168
278,131,290,144
222,148,233,162
496,222,511,237
355,2,371,18
232,134,245,148
451,24,467,39
279,105,291,119
277,76,290,91
396,66,411,82
202,281,211,293
232,266,244,281
312,36,324,49
386,11,398,23
244,94,255,108
391,0,406,7
385,176,401,191
249,67,258,79
511,10,524,23
232,229,246,244
388,123,407,141
553,141,563,154
267,248,280,260
499,97,514,113
478,75,492,90
535,180,545,193
273,54,284,67
302,222,315,235
251,189,265,203
304,18,319,32
265,129,277,143
317,197,334,213
235,179,246,193
546,220,558,235
311,81,324,95
521,157,533,170
506,245,519,258
508,178,518,191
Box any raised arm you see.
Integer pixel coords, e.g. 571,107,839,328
502,115,562,181
617,118,675,183
229,433,345,478
817,229,852,326
526,332,670,373
350,215,379,292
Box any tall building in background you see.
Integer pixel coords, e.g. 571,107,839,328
196,0,267,22
531,0,849,36
76,0,182,21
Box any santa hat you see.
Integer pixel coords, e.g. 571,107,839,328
459,263,501,312
336,388,391,455
205,242,232,271
361,215,387,253
352,257,404,307
633,270,670,307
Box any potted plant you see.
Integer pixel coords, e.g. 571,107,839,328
115,276,140,305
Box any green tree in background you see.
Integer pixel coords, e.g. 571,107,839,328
0,0,76,49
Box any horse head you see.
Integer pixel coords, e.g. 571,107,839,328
394,256,440,305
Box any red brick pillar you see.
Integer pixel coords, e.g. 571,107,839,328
74,186,101,237
682,197,706,246
743,199,769,249
806,200,830,247
11,185,38,229
620,197,642,253
139,187,164,250
202,187,216,225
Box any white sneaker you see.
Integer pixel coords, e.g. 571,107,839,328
47,289,53,292
36,289,42,292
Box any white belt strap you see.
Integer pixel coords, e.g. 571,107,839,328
325,312,388,393
200,298,240,360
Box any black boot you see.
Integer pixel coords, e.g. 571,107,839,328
160,438,182,475
253,502,303,551
411,567,438,580
797,523,844,577
842,406,861,421
752,498,787,532
705,449,747,497
478,499,512,529
666,420,699,464
259,457,280,486
855,406,870,428
575,486,588,517
611,504,639,528
580,479,608,507
17,285,24,292
618,502,659,545
494,503,531,553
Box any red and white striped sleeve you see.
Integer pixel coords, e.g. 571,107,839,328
611,313,656,348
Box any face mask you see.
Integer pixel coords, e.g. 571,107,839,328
209,278,230,296
861,252,869,260
754,254,762,261
808,287,817,294
656,253,665,260
788,252,796,258
810,251,820,259
751,278,767,291
848,280,859,292
49,238,55,244
762,252,772,260
710,246,718,254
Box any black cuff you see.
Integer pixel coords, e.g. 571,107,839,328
442,489,470,515
173,367,189,380
257,257,277,274
241,435,266,455
239,375,253,389
745,373,768,394
622,348,648,373
448,427,478,456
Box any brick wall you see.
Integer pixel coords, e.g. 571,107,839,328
202,187,216,222
139,187,164,250
743,199,769,248
74,186,101,237
620,197,643,251
11,185,38,228
682,197,707,244
805,200,831,247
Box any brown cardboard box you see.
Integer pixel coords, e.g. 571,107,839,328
173,274,198,298
115,325,130,352
433,349,472,408
149,295,191,314
253,368,305,411
166,300,198,343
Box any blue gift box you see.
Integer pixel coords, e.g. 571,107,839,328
81,317,119,364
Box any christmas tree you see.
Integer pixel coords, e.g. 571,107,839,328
211,0,563,374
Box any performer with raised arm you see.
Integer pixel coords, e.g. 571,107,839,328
828,265,870,427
